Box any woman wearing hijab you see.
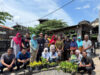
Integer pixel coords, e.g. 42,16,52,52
55,36,64,60
50,35,56,44
76,36,83,52
11,33,22,57
42,48,49,61
30,34,39,62
70,37,78,51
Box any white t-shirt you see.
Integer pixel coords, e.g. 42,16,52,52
83,40,92,53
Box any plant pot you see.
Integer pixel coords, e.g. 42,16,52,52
43,64,50,69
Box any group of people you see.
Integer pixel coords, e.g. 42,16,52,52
0,32,95,75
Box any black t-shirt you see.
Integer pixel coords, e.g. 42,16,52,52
1,53,15,64
64,40,70,50
81,57,92,65
22,37,31,48
37,37,45,49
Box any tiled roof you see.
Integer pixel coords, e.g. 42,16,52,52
0,25,14,30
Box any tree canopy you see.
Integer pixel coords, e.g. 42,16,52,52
0,12,13,25
28,19,68,35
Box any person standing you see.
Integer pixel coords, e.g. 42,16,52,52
70,37,78,51
83,35,92,56
50,35,56,45
63,36,71,60
76,36,83,53
37,33,45,61
55,36,64,61
22,33,30,52
30,34,39,62
11,33,22,57
44,34,49,48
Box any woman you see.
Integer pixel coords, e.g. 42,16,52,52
75,50,82,64
70,37,78,51
49,46,58,62
76,36,83,52
30,34,39,62
50,35,56,44
42,48,49,61
11,33,22,57
70,50,77,63
63,36,71,60
55,36,64,61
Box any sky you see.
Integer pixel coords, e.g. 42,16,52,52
0,0,100,27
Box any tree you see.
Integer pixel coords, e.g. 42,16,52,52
30,19,68,35
0,12,13,25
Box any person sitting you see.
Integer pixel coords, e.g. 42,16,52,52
70,51,77,63
75,50,82,64
16,48,30,70
78,51,95,75
49,46,58,62
42,48,49,61
0,48,15,73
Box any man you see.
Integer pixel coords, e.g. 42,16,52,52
78,51,95,75
83,35,92,56
16,48,30,70
44,34,49,48
37,33,45,61
0,48,15,73
22,33,30,51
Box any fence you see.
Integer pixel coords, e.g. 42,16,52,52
0,40,10,52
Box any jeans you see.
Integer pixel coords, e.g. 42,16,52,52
16,61,29,69
78,66,92,74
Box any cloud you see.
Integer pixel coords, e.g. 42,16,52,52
76,7,81,10
96,5,100,10
75,4,90,10
0,0,74,27
83,4,90,9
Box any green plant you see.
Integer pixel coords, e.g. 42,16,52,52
49,62,57,66
41,57,49,65
58,61,78,73
29,61,42,67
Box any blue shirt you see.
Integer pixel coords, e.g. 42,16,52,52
76,40,83,48
42,52,49,59
17,51,30,60
49,52,58,59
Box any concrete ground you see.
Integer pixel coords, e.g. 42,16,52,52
0,49,100,75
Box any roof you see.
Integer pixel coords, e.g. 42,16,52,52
47,23,93,33
12,24,27,28
0,25,14,30
91,18,99,27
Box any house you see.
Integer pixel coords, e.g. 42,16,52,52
47,20,93,39
0,25,14,51
0,25,14,40
12,24,29,37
